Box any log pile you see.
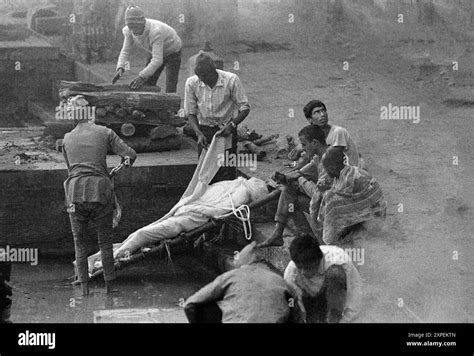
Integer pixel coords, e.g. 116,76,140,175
58,81,186,153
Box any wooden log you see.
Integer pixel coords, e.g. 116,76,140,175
60,81,161,93
69,91,181,111
158,114,187,128
95,107,107,117
149,124,179,140
122,135,182,153
97,112,162,126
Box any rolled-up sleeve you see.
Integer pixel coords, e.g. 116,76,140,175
230,75,250,112
331,127,349,147
184,77,199,116
117,27,132,71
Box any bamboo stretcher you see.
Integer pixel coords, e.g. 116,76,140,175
71,189,281,284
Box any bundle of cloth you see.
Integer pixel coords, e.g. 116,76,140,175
317,165,386,245
82,135,268,275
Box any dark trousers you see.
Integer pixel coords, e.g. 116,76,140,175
198,125,237,184
145,50,181,93
187,302,223,323
303,265,347,323
69,202,115,283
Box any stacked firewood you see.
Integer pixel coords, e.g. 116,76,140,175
57,81,186,153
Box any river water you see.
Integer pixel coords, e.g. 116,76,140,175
9,256,215,323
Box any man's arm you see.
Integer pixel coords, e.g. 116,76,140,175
108,129,137,165
283,263,307,322
184,78,208,148
217,75,251,137
229,75,250,126
116,27,132,72
62,145,70,171
184,273,229,323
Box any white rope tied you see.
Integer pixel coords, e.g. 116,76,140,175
227,192,252,240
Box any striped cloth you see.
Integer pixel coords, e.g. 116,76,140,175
318,165,386,244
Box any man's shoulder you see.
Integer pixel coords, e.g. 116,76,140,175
185,75,199,86
147,18,166,28
283,261,297,280
331,125,350,135
321,245,344,254
87,122,112,137
184,74,199,87
147,18,176,35
218,69,238,80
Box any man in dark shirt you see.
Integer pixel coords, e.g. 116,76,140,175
63,120,136,296
183,241,303,323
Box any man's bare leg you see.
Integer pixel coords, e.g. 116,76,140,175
81,282,89,296
259,222,285,247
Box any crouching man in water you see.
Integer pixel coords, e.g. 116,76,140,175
284,234,362,323
63,118,136,296
184,241,304,323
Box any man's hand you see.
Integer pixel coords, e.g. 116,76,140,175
130,76,145,90
216,123,234,138
197,133,208,150
285,171,301,181
316,177,332,191
112,68,124,84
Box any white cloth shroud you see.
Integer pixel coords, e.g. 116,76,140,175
86,134,268,271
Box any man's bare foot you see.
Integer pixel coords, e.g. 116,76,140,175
259,223,285,247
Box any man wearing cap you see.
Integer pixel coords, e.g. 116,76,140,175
184,52,251,183
113,5,182,93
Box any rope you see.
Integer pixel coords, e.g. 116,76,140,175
226,192,252,240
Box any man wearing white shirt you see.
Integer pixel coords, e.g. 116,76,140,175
113,5,182,92
284,233,362,323
184,52,251,183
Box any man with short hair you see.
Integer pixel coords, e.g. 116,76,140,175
184,52,250,183
260,125,328,247
184,241,303,323
63,118,137,295
113,5,182,92
284,233,362,323
317,148,386,244
289,100,360,168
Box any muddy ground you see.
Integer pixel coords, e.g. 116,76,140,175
1,5,473,323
